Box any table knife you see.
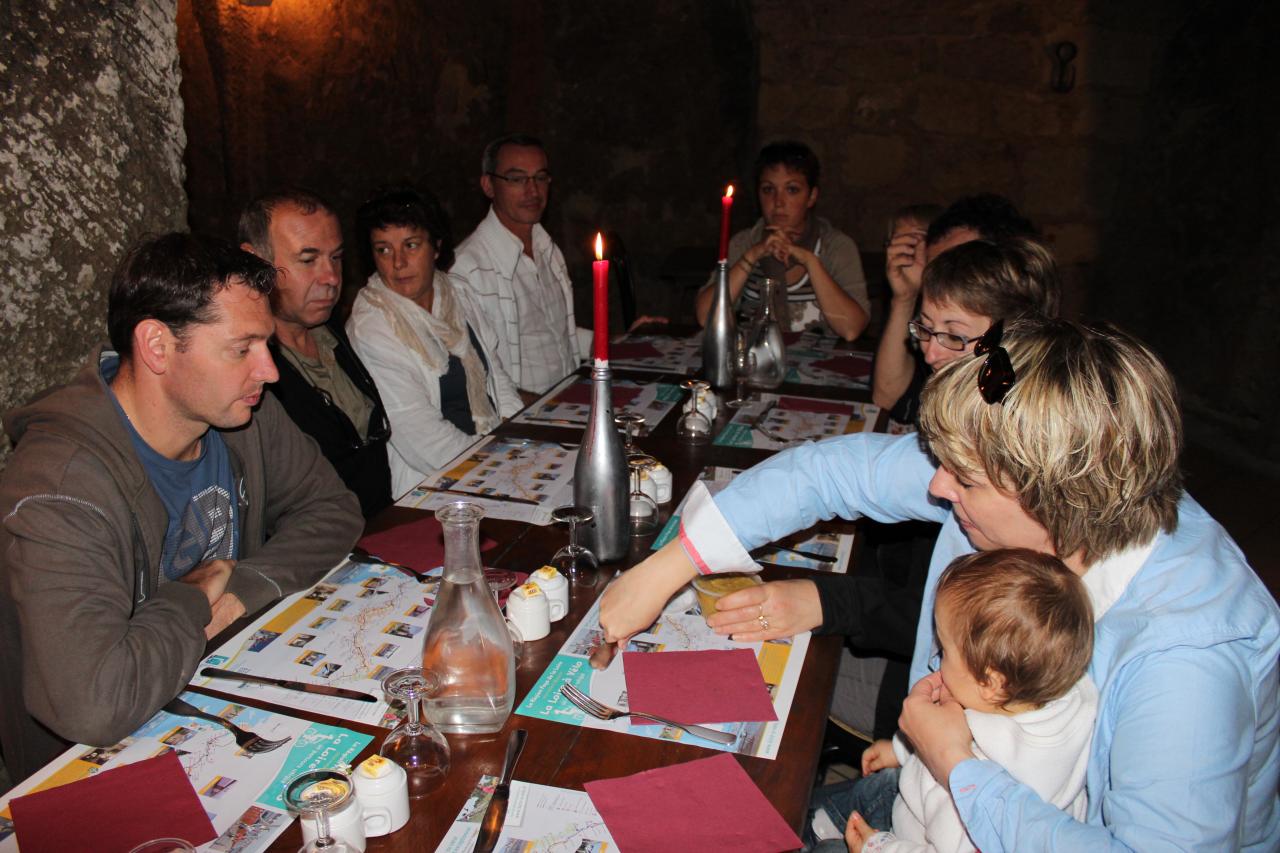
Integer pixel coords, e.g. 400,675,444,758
745,399,777,430
424,487,542,507
473,728,528,853
199,667,378,703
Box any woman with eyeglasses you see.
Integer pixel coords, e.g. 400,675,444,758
693,140,870,341
880,236,1059,425
347,186,523,499
598,317,1280,852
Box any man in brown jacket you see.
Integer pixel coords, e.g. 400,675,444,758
0,233,362,782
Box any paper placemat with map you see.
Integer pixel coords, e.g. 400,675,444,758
512,374,684,434
434,775,617,853
396,436,577,524
0,692,371,853
607,333,702,374
651,466,853,574
197,558,433,727
783,344,873,390
515,593,809,760
714,395,881,450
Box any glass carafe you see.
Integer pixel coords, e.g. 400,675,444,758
746,277,787,389
420,501,515,734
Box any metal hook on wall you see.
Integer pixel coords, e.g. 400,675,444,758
1050,41,1078,93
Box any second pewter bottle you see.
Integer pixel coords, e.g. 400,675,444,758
702,259,736,391
420,501,514,734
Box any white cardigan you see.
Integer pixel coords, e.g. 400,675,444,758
347,272,524,498
872,677,1098,853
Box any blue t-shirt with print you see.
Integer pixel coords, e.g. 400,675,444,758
101,353,239,580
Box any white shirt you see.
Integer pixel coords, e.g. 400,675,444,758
874,678,1098,853
452,206,586,393
346,273,523,498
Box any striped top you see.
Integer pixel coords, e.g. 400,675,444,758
725,217,868,332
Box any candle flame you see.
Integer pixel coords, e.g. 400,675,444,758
725,184,735,199
595,232,604,260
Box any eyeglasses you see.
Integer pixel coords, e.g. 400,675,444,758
907,320,983,352
486,171,552,188
974,319,1015,404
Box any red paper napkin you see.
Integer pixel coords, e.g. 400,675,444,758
552,381,644,408
9,751,216,853
776,396,853,416
358,514,496,569
623,649,777,724
585,753,801,853
608,341,664,361
808,354,872,380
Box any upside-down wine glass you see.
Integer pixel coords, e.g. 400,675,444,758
676,379,713,441
380,667,450,799
614,411,646,457
284,769,358,853
627,455,660,533
550,505,600,587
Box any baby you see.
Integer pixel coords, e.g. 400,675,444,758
845,548,1097,853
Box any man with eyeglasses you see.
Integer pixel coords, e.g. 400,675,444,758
239,189,394,517
451,133,591,398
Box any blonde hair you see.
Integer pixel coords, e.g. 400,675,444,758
919,317,1182,565
938,548,1093,709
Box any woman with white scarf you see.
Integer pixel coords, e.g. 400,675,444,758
348,186,522,498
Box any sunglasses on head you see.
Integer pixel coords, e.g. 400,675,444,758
974,320,1016,405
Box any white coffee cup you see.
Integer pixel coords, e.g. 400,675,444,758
353,755,411,837
506,582,551,640
300,787,367,852
530,566,568,621
648,461,673,503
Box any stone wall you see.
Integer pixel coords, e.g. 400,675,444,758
752,0,1193,317
0,0,187,463
752,0,1278,466
1093,2,1280,466
178,0,756,320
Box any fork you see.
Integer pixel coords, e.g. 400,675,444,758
559,683,737,745
163,696,292,754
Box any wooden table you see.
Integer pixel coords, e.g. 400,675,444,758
200,341,877,851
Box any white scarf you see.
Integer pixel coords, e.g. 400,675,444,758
360,271,498,434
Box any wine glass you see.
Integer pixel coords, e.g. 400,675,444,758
627,455,660,533
550,505,600,586
676,379,713,441
284,769,359,853
614,412,646,457
380,667,450,799
128,842,196,853
725,329,756,409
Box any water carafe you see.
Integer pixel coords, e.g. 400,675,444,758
420,501,515,734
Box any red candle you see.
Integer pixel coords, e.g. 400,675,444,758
718,184,735,261
593,232,609,362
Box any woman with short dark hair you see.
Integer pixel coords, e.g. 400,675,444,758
694,140,870,340
347,186,522,497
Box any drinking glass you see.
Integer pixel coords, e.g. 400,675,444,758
725,328,756,409
128,842,196,853
550,505,600,586
284,769,359,853
380,667,450,798
627,455,660,533
614,412,646,457
676,379,713,441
